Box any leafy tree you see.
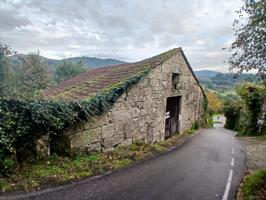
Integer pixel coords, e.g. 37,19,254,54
0,43,16,98
55,60,86,83
228,0,266,83
20,51,51,98
206,91,223,114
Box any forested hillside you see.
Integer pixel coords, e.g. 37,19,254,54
10,54,126,70
195,70,259,91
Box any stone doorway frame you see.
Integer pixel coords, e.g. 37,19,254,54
164,96,181,139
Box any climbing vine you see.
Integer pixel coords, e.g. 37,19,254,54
0,69,150,165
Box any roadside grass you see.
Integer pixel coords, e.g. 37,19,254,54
236,133,266,139
238,169,266,200
186,128,198,135
0,133,190,193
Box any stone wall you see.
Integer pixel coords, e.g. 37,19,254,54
63,51,204,152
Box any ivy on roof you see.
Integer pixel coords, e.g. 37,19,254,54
42,48,180,101
0,68,150,161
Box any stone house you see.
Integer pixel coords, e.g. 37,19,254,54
42,48,204,152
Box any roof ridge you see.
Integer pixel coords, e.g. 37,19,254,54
42,48,181,101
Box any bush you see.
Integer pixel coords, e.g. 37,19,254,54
224,83,265,135
0,147,15,175
224,100,242,131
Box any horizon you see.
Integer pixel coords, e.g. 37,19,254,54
11,50,232,74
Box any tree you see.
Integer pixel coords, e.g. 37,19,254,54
55,60,86,83
206,91,223,114
0,42,17,98
20,51,51,98
228,0,266,84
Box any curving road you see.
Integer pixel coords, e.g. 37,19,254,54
2,127,246,200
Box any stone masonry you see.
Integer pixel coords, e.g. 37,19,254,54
65,50,204,152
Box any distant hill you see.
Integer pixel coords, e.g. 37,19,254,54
194,70,259,91
10,54,126,71
194,70,222,78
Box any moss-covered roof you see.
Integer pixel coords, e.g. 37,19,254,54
42,48,181,101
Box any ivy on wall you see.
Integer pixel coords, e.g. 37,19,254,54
0,69,150,164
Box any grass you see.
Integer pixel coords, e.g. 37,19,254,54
186,128,198,135
238,169,266,200
0,133,189,193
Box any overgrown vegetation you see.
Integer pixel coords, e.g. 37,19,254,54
206,91,223,115
0,134,188,193
55,60,87,83
0,45,52,99
0,42,90,100
238,169,266,200
224,83,265,135
0,69,150,173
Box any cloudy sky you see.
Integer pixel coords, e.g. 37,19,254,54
0,0,243,71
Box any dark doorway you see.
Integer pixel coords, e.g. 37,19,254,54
165,96,181,139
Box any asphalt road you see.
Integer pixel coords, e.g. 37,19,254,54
2,127,246,200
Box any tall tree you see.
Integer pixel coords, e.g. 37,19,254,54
228,0,266,83
55,60,86,83
0,42,17,98
20,51,51,98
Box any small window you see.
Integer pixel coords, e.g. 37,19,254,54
172,73,180,83
172,73,180,89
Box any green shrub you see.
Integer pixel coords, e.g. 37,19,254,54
0,148,15,175
224,100,242,131
224,83,265,135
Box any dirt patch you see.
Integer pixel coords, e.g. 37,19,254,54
239,136,266,172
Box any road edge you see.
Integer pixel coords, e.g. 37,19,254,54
0,129,203,200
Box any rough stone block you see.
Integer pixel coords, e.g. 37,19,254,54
109,110,131,122
101,135,124,148
162,63,171,73
70,127,101,148
36,135,50,159
114,122,125,134
118,138,132,147
102,123,115,139
85,142,101,151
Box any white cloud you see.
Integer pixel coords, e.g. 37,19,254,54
0,0,243,71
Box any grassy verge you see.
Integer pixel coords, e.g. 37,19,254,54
0,133,190,193
186,128,199,135
238,169,266,200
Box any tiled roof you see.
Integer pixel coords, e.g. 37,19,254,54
42,48,181,101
